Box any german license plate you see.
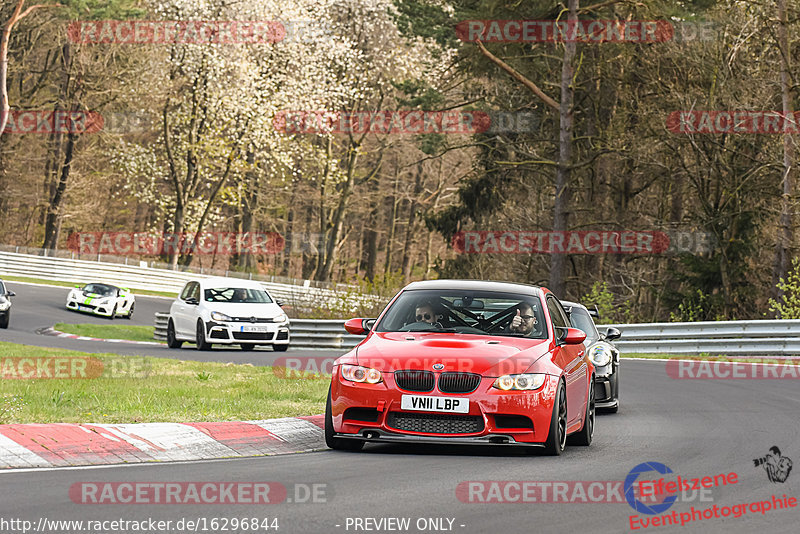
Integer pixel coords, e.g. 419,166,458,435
400,395,469,413
241,325,268,333
79,305,93,312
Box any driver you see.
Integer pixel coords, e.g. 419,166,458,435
507,303,538,335
233,288,248,302
414,300,443,326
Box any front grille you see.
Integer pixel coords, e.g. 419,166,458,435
438,372,481,394
394,370,435,392
387,412,484,434
232,332,275,341
231,317,272,323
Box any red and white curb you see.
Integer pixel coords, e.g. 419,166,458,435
0,415,324,469
38,326,163,346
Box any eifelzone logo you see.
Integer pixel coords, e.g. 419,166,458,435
754,446,793,483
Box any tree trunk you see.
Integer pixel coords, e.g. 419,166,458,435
549,0,578,298
774,0,794,300
42,130,77,250
384,168,400,274
318,142,358,281
401,162,424,282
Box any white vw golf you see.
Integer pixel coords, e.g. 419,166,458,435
167,277,290,351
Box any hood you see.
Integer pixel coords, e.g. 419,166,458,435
355,332,551,377
204,302,284,318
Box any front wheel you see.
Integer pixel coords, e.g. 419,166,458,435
0,312,8,329
325,386,363,451
273,344,289,352
166,320,182,349
240,343,255,351
108,304,117,320
195,320,211,351
126,303,134,319
542,380,567,456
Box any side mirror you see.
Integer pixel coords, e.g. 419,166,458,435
276,299,285,307
603,327,621,341
6,290,15,297
344,318,374,336
185,297,199,305
562,327,587,345
74,284,82,289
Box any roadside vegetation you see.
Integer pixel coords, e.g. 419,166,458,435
0,342,328,424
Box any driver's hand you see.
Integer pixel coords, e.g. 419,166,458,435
510,310,522,331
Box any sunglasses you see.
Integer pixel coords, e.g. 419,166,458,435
416,313,433,321
520,314,535,320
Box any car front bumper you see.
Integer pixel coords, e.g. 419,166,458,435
330,368,560,445
66,299,115,317
205,320,290,345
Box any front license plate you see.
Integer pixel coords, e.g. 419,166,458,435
241,325,268,332
78,305,93,312
401,395,469,413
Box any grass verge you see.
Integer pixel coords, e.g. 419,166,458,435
54,322,160,344
1,275,176,298
0,342,327,424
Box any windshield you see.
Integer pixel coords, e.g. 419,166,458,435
375,289,546,338
569,308,600,345
204,287,273,304
83,284,116,297
0,282,5,294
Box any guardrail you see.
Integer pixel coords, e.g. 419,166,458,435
0,249,382,311
152,314,800,355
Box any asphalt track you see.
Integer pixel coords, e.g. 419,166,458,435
1,282,799,533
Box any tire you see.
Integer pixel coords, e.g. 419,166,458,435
325,386,364,451
109,304,117,320
126,303,134,319
542,379,567,456
240,343,255,351
569,375,595,446
0,312,8,329
166,320,182,349
273,343,289,352
195,320,211,351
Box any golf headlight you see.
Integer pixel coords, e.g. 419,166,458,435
272,312,288,323
341,364,382,384
210,311,232,322
589,344,612,367
493,373,546,391
0,299,9,311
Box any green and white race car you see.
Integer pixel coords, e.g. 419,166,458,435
65,283,135,320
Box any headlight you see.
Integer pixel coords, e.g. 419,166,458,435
493,373,546,391
272,312,288,323
341,364,382,384
589,344,612,367
210,311,232,322
0,300,9,311
96,298,110,305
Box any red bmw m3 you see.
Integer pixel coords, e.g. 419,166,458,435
325,280,595,455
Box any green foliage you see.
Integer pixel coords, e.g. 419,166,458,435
581,282,615,322
62,0,146,20
669,289,710,322
768,258,800,319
